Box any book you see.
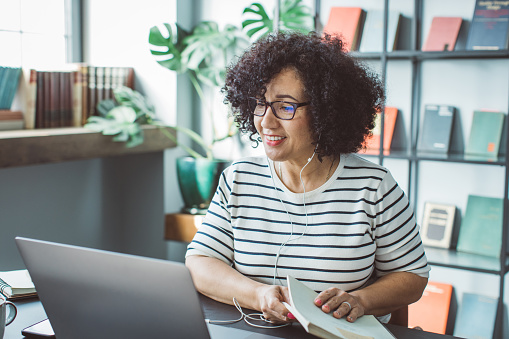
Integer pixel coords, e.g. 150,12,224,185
359,10,401,52
457,195,504,258
421,202,457,249
0,269,36,300
284,276,395,339
362,107,398,155
0,67,22,109
22,69,37,129
323,7,366,52
0,110,24,131
408,281,454,334
417,105,456,153
422,17,463,51
465,110,505,157
466,0,509,50
453,293,497,339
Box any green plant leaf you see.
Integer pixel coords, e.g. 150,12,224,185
242,3,272,38
149,23,190,72
181,21,248,87
242,0,313,39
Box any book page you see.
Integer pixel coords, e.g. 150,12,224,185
286,276,395,339
0,269,35,289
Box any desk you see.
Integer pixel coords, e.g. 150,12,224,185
6,296,460,339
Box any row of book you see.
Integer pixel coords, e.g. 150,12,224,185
324,0,509,52
22,65,135,130
0,66,22,110
0,65,135,131
409,280,498,339
361,106,506,159
421,195,504,258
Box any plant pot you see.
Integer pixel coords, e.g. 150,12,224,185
176,157,231,214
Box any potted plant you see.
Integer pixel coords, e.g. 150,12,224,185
86,1,314,214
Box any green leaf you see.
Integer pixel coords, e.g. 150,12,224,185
242,0,313,39
149,23,190,72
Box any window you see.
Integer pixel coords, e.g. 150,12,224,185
0,0,80,68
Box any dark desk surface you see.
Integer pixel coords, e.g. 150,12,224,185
6,296,460,339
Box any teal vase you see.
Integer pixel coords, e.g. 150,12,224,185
176,157,230,214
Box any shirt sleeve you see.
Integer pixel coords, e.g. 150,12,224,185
372,171,430,278
185,167,235,265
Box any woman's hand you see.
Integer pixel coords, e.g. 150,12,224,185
255,284,295,323
314,288,365,322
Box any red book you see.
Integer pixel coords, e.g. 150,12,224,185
408,281,453,334
361,107,398,155
323,7,365,51
422,17,463,51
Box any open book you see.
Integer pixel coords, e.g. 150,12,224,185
284,276,395,339
0,269,37,300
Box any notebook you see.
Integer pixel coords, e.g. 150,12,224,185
16,237,282,339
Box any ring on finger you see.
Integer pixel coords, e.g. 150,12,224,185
342,301,352,312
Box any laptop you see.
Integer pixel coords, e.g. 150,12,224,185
16,237,282,339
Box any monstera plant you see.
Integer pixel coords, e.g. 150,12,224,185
86,1,314,213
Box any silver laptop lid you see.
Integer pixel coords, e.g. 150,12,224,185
15,237,210,339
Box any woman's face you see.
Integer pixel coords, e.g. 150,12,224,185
254,67,315,164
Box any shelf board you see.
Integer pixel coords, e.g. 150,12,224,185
360,150,506,166
0,125,176,168
425,246,503,274
349,50,509,61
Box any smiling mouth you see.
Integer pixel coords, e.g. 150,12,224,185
266,136,286,141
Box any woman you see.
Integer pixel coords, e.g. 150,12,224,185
185,32,429,324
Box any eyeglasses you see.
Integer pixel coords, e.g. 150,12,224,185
248,97,310,120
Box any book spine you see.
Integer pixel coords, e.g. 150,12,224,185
80,65,88,126
24,69,37,129
72,71,82,127
87,66,96,120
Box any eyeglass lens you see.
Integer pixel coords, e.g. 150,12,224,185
251,99,295,120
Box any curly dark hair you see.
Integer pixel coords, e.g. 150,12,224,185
223,32,385,157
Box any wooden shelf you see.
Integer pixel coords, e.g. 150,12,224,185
0,125,176,168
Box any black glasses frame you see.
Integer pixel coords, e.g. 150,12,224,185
249,97,310,120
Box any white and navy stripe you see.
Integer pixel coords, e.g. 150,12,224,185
186,154,430,292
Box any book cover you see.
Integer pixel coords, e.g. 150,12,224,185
408,281,454,334
0,269,36,300
457,195,504,258
466,0,509,50
323,7,366,51
417,105,456,153
284,276,395,339
359,10,401,52
362,107,398,155
421,202,457,249
453,293,497,339
465,110,505,157
422,17,463,51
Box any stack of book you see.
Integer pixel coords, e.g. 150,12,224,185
24,65,134,129
0,269,37,300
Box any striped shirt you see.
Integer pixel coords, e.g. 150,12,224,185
186,154,430,293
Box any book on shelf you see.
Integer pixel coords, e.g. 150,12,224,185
0,269,36,300
0,66,22,110
465,110,505,157
420,202,457,249
408,281,454,335
283,276,395,339
0,110,24,131
417,105,456,153
361,106,398,155
422,17,463,51
453,292,497,339
21,65,134,129
323,7,366,52
456,194,504,258
466,0,509,50
359,10,401,52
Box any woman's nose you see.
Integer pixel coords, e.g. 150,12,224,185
260,105,279,128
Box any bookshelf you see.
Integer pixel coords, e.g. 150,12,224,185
0,125,176,168
313,0,508,337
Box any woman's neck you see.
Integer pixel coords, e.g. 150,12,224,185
276,155,339,193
